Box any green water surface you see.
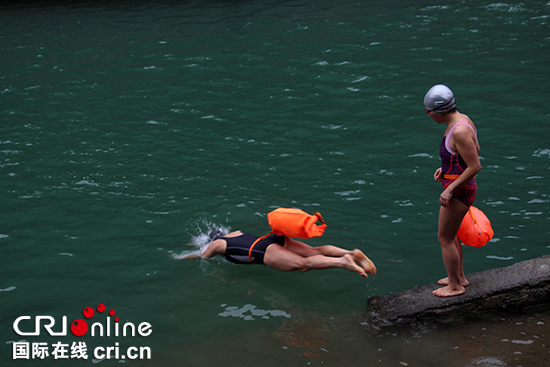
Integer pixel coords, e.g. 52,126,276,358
1,1,549,366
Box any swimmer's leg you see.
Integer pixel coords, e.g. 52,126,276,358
284,237,347,257
438,237,469,286
433,199,468,297
351,249,377,275
284,238,376,275
264,244,368,278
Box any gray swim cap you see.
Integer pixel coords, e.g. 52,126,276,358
424,84,456,114
208,229,225,242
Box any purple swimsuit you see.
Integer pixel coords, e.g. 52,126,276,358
439,122,477,207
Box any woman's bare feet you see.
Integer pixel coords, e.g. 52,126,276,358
438,276,469,287
351,249,377,275
342,254,368,278
433,284,465,297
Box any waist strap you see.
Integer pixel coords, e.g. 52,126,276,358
444,174,476,180
248,231,273,264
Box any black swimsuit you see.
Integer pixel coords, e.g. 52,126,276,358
223,233,285,265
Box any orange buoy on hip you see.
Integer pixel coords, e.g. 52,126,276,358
457,206,494,248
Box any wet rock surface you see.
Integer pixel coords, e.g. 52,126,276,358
366,255,550,327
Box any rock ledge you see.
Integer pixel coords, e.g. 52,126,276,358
365,255,550,326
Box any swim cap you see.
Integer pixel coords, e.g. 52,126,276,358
208,229,224,242
424,84,456,114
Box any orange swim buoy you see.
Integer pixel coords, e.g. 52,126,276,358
457,206,494,248
248,208,327,263
267,207,327,239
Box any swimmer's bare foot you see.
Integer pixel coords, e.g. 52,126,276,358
438,276,469,287
432,284,465,298
351,249,377,275
342,254,368,278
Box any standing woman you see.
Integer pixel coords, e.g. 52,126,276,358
424,84,481,297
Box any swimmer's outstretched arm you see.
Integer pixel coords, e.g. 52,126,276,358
178,253,202,260
172,252,202,260
201,239,226,258
175,239,226,260
172,243,204,260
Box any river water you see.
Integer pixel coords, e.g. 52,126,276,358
1,1,549,366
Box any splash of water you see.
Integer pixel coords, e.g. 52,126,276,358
172,218,232,259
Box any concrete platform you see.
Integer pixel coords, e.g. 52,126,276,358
365,255,550,327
